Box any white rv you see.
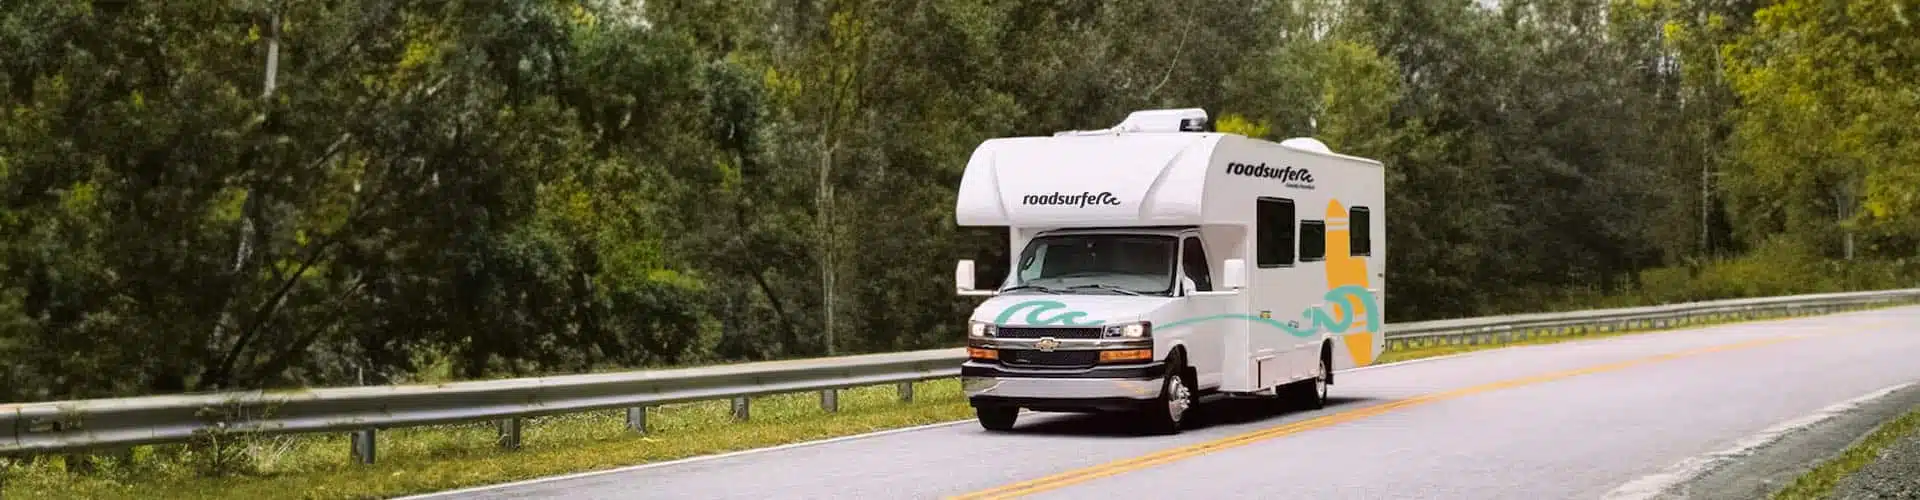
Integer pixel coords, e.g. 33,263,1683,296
952,109,1386,434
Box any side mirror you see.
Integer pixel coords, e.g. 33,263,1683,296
1221,258,1248,290
955,260,997,296
955,260,976,291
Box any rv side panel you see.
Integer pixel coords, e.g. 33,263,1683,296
1204,136,1385,391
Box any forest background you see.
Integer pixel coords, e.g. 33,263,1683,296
3,0,1915,403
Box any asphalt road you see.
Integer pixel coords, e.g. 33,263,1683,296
416,305,1920,500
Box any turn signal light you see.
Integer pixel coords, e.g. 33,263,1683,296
968,347,998,360
1099,349,1153,363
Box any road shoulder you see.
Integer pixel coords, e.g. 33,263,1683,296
1643,382,1920,500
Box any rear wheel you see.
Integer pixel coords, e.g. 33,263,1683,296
977,406,1018,431
1289,356,1329,410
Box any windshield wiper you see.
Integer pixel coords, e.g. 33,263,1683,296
1067,284,1143,296
999,284,1065,294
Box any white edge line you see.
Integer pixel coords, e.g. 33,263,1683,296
399,319,1822,499
1599,380,1920,500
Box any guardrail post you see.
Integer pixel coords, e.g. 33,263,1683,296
898,382,915,402
732,397,750,421
626,407,648,434
351,429,377,465
497,418,522,451
821,389,839,412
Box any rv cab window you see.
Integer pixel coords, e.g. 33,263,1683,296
1180,237,1213,292
1005,234,1178,296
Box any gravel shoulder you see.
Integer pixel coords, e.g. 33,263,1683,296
1818,407,1920,500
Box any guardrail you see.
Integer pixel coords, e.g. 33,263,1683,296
5,288,1918,464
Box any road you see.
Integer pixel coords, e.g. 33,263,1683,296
414,305,1920,500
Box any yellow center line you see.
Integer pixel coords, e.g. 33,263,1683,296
949,332,1830,500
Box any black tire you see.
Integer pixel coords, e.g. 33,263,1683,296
1139,362,1194,435
1289,355,1329,410
977,405,1018,431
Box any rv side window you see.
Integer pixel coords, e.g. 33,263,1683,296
1181,237,1213,292
1300,220,1326,262
1256,198,1296,267
1350,206,1372,256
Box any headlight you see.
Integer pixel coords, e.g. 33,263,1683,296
1103,321,1152,338
969,321,998,338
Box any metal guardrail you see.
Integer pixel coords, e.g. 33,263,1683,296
4,288,1918,463
1381,289,1920,349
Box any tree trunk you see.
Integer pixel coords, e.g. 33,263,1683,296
818,140,837,356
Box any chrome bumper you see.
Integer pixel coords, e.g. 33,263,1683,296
962,375,1163,400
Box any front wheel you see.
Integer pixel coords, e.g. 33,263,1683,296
1139,370,1193,435
976,405,1018,431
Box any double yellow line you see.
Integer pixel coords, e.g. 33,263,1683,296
950,333,1819,499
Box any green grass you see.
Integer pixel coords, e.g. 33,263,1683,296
1771,406,1920,500
0,301,1907,500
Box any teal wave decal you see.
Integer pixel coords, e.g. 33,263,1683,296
989,285,1377,336
995,300,1107,326
1161,285,1379,338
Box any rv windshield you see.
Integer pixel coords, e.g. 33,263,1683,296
1004,234,1177,296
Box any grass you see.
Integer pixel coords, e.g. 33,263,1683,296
0,300,1907,500
1771,406,1920,500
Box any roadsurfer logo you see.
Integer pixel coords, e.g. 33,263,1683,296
1226,162,1315,189
1021,191,1122,207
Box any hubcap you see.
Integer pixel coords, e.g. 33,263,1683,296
1166,375,1191,422
1316,360,1329,399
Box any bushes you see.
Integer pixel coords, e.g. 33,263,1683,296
1543,237,1920,313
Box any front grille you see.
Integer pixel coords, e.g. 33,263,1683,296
996,327,1104,339
999,349,1099,368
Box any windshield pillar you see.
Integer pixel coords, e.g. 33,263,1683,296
1179,236,1213,293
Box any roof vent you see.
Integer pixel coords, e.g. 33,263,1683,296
1280,137,1333,154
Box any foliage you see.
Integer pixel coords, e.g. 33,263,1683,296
1,0,1916,403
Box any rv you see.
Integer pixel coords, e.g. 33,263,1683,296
952,108,1386,434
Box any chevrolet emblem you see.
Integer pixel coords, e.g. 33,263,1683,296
1035,337,1060,352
